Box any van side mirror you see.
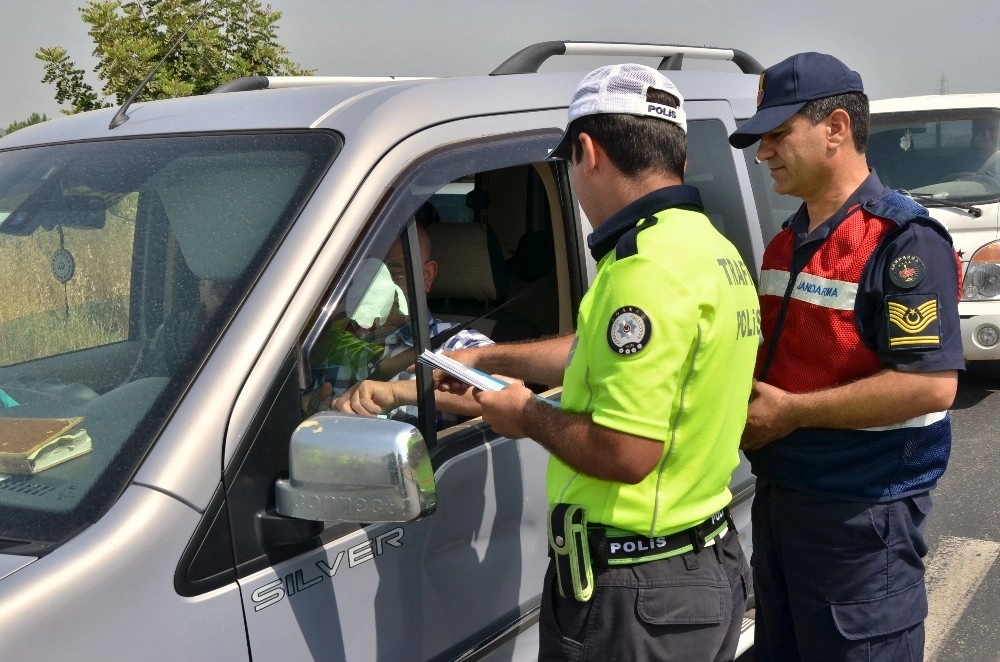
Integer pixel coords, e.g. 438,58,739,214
274,413,437,523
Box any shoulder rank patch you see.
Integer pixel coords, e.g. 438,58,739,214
888,255,925,289
607,306,651,355
886,294,941,350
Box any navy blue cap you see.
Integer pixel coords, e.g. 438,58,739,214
728,52,864,149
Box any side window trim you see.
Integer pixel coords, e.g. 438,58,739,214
400,222,438,442
686,100,767,274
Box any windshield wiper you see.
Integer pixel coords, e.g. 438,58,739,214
900,190,984,218
0,536,48,555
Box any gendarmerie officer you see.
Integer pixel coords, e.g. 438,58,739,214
730,52,964,661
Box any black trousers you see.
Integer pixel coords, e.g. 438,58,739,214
751,479,930,662
539,527,749,662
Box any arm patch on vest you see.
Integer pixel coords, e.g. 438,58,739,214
607,306,651,355
888,255,925,289
885,294,941,350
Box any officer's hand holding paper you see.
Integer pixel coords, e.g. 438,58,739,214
423,350,560,417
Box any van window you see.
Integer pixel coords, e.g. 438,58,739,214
428,177,476,223
869,110,1000,202
300,162,568,444
0,132,340,555
0,194,136,365
298,134,573,451
687,119,759,273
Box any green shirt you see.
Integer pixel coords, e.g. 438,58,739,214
551,196,760,537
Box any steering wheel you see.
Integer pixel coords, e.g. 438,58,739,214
943,161,1000,185
978,150,1000,180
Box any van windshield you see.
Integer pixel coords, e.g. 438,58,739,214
0,132,340,555
869,109,1000,203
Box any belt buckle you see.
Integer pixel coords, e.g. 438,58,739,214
691,509,728,553
689,526,706,553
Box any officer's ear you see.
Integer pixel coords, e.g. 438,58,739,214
576,132,602,175
826,108,854,151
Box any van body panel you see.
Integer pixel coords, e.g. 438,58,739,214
0,487,248,660
2,71,758,152
960,312,1000,359
931,205,1000,238
240,437,550,661
0,555,35,581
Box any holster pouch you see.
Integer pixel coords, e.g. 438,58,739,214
548,503,594,602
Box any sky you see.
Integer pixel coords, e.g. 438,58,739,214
2,0,1000,130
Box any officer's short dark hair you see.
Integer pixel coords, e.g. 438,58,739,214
800,92,870,153
568,88,686,180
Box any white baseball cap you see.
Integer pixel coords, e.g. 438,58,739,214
550,63,687,159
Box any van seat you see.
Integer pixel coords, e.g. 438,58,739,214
426,223,509,303
426,223,537,342
503,230,559,337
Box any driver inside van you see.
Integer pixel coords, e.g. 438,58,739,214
950,117,1000,176
305,222,493,428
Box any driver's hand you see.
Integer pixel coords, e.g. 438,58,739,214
331,380,397,416
431,347,483,395
302,380,334,415
433,369,472,395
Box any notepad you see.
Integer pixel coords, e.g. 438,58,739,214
416,350,510,392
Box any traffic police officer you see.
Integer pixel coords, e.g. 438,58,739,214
439,63,760,661
730,52,964,661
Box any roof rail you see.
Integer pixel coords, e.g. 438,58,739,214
491,41,763,76
210,75,433,94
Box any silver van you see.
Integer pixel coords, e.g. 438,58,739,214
0,42,775,660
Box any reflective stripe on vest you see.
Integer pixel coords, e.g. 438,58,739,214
860,409,948,432
759,269,858,311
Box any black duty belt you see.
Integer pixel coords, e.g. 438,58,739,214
548,504,736,602
587,507,734,568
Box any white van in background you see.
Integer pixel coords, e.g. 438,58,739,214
869,95,1000,363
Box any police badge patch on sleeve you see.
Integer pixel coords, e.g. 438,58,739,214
607,306,651,355
886,294,941,350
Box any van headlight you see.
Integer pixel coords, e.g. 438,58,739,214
963,241,1000,300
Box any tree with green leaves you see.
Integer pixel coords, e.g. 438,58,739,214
36,0,313,115
4,113,51,136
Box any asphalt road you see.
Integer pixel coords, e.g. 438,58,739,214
924,362,1000,661
737,363,1000,662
